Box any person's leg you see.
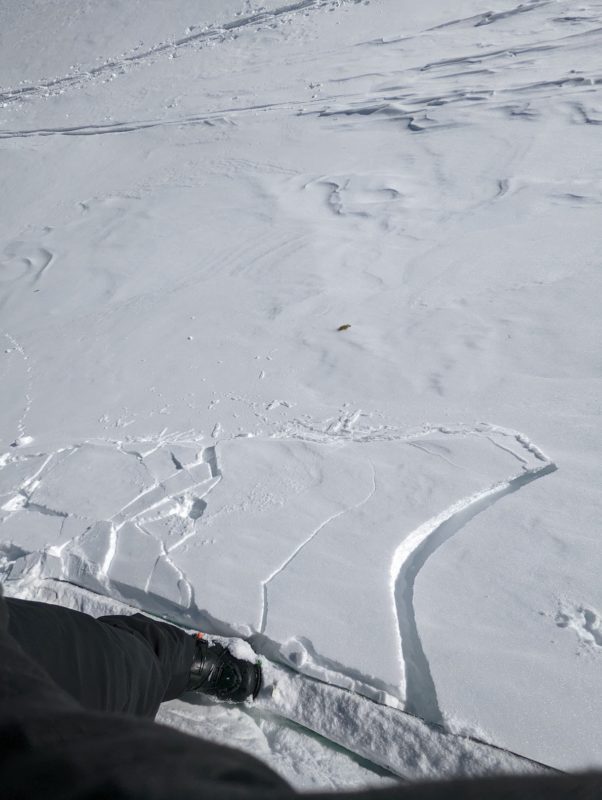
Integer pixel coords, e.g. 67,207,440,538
96,612,195,701
0,589,293,799
6,598,195,718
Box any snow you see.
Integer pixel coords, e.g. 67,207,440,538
1,0,601,789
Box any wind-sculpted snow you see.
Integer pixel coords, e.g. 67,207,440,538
1,423,554,715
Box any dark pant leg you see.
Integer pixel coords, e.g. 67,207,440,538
0,591,293,798
97,612,195,701
6,598,195,718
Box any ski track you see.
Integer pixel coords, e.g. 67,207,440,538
1,5,600,140
0,0,363,108
1,73,599,140
426,0,553,31
3,333,34,441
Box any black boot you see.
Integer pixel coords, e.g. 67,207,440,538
187,635,261,703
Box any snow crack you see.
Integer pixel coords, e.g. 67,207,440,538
259,460,376,633
392,459,557,722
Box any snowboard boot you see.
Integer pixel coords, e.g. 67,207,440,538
187,634,261,703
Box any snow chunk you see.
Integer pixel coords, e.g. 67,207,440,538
11,435,34,447
29,444,153,519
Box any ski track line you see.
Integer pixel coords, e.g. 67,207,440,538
258,460,376,634
3,333,34,441
365,17,602,60
426,0,553,31
3,74,600,140
2,23,600,140
0,94,348,140
0,0,362,107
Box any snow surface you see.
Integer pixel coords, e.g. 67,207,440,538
1,0,601,789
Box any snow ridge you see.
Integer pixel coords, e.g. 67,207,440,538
260,656,555,780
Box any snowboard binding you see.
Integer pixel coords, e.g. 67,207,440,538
187,634,262,703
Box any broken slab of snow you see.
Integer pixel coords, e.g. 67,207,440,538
3,424,554,717
29,444,153,519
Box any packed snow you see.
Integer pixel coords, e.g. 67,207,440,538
1,0,601,790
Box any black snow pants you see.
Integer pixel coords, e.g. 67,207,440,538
6,597,196,718
0,589,292,799
2,591,602,799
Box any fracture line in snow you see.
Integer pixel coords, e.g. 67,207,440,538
110,480,164,526
161,540,194,608
391,460,557,724
110,445,219,531
259,460,376,634
19,452,54,489
202,445,222,479
165,496,216,553
486,435,529,465
167,445,222,553
99,523,118,581
409,440,466,471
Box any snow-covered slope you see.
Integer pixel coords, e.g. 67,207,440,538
1,0,601,788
